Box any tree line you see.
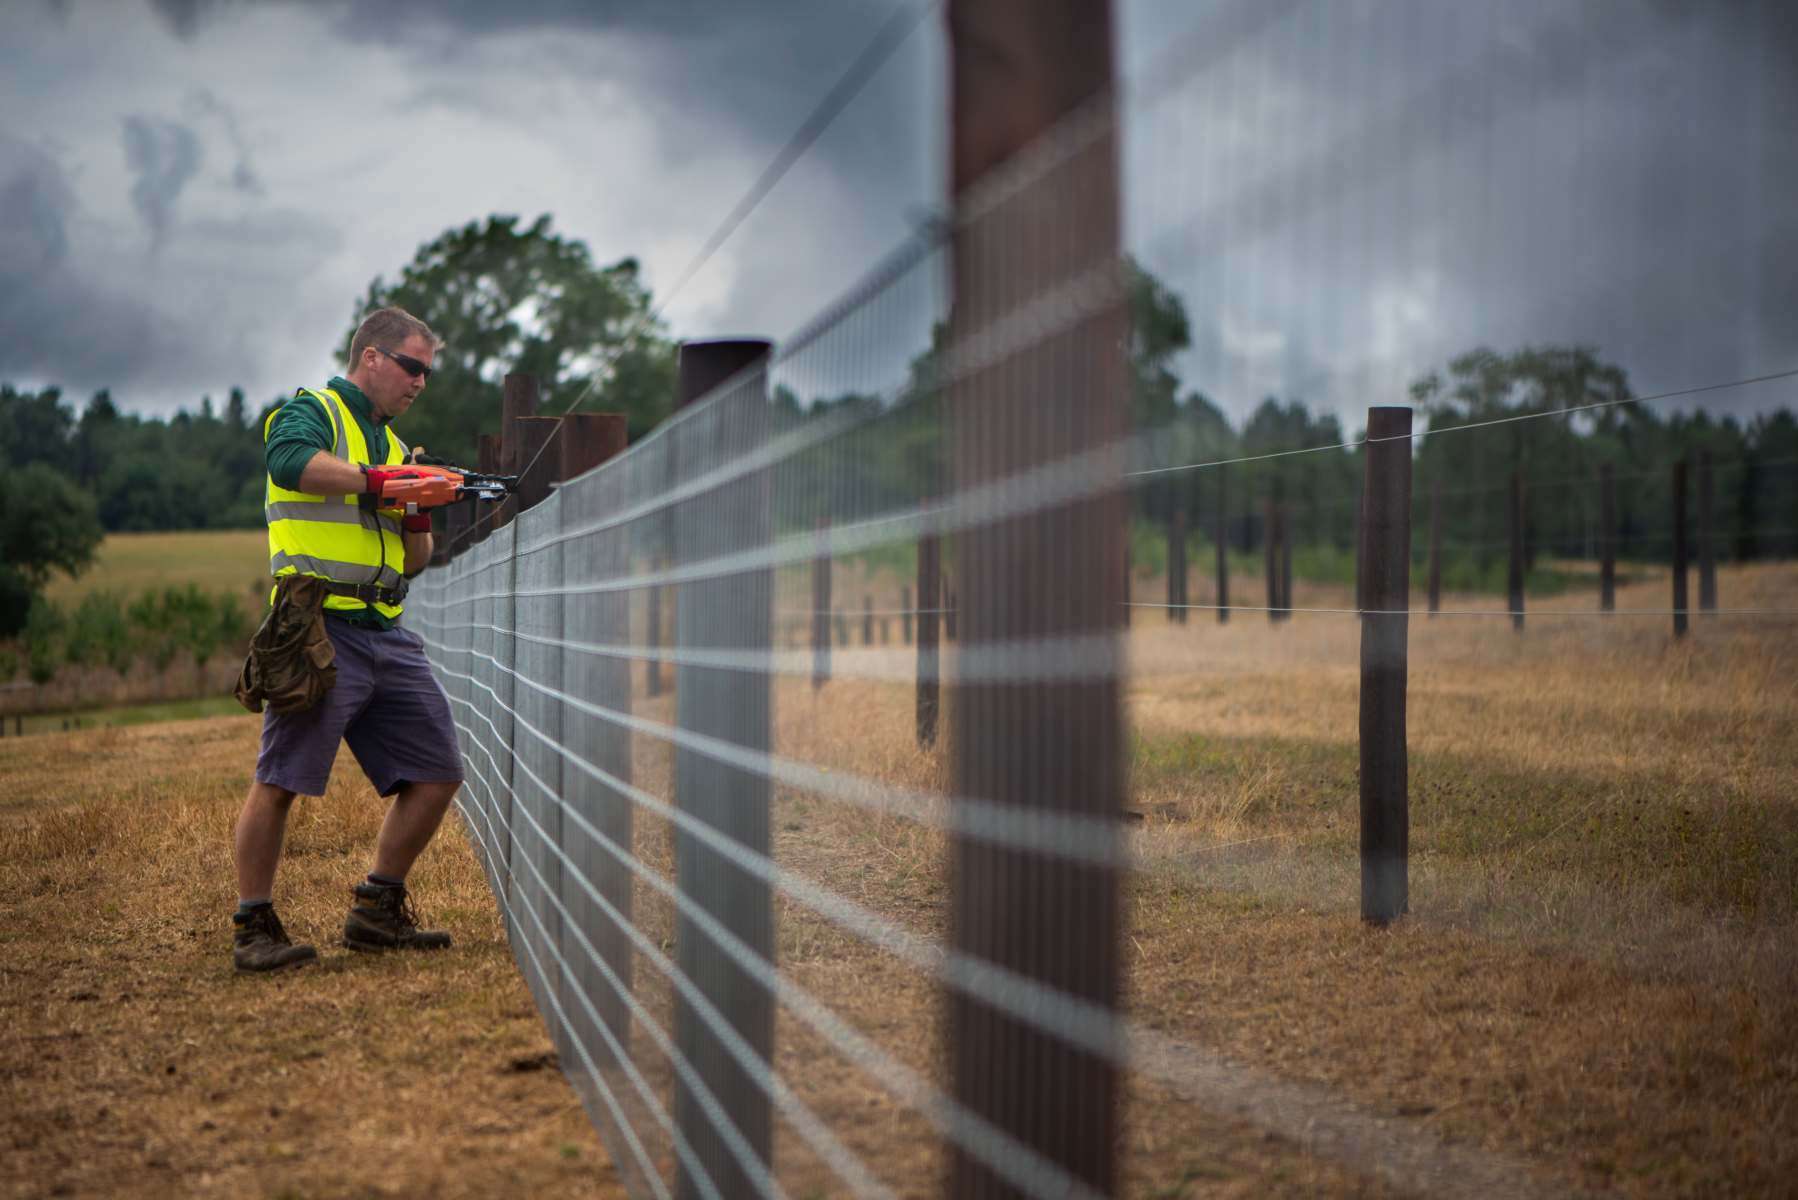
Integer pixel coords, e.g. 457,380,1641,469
4,215,1795,643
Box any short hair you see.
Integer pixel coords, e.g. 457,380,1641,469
348,306,442,368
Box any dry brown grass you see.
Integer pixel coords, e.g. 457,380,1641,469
0,719,625,1200
3,561,1795,1197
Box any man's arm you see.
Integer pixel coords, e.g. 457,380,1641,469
296,451,369,495
402,526,432,577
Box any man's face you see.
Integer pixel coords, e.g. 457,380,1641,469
362,332,435,421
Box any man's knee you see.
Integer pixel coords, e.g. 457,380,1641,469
248,781,298,810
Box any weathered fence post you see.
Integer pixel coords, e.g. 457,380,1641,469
812,518,831,689
944,577,958,640
476,433,501,544
1672,458,1689,638
947,0,1123,1192
1508,469,1525,632
1698,450,1717,614
1427,479,1442,616
1167,507,1187,623
671,338,775,1200
1278,503,1293,620
1360,406,1412,924
511,412,565,1071
556,412,634,1080
863,595,874,644
442,496,471,562
1215,467,1229,623
1263,497,1279,623
916,534,940,747
901,583,914,645
1600,464,1616,612
499,374,539,529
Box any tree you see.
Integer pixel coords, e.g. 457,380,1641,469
340,214,678,462
0,463,104,636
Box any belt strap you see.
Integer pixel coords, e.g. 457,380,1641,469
319,579,408,606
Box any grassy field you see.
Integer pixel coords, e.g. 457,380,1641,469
2,561,1794,1196
43,530,269,606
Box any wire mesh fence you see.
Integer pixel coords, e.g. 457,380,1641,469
407,1,1795,1194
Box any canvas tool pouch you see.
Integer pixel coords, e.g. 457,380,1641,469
234,576,337,714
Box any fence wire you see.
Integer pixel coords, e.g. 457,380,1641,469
407,1,1795,1195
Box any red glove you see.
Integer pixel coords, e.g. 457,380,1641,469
363,465,461,508
402,509,433,533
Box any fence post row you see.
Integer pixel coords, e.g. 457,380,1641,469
1359,406,1412,924
669,338,776,1200
947,0,1124,1193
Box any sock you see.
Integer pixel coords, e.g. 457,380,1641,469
367,873,405,889
235,898,272,918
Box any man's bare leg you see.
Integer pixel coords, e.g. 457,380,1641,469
232,782,315,971
369,780,459,882
235,781,297,902
345,781,460,952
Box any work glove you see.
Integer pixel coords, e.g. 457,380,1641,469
363,465,461,508
402,503,433,533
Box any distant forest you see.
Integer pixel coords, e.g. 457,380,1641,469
3,225,1793,574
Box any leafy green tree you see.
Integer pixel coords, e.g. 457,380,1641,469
0,463,104,637
340,214,678,462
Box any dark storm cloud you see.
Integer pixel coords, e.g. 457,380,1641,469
184,88,263,196
0,132,159,386
121,114,202,250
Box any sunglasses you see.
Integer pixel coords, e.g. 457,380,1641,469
374,345,433,380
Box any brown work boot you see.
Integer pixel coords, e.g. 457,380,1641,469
232,905,318,973
343,881,453,952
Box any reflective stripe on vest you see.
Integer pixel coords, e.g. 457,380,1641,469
264,387,408,617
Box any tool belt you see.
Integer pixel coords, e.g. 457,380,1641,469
319,578,409,606
233,576,338,715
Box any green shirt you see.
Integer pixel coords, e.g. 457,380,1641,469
264,377,402,630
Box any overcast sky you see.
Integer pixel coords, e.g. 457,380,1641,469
2,0,1792,432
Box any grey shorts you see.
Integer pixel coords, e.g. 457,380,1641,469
256,618,464,798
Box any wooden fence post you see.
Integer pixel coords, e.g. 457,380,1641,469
1278,503,1293,620
1698,451,1717,614
1672,459,1689,638
1215,467,1229,623
1508,470,1525,632
1167,508,1186,623
901,584,914,645
476,433,501,544
499,374,540,529
916,534,940,747
1600,464,1616,612
863,595,875,644
1360,406,1412,924
812,518,831,689
1263,497,1279,623
670,338,775,1200
947,0,1123,1192
1427,479,1442,616
556,413,634,1069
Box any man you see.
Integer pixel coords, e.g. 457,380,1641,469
231,306,464,972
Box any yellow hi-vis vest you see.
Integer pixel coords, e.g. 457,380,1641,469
264,387,410,620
